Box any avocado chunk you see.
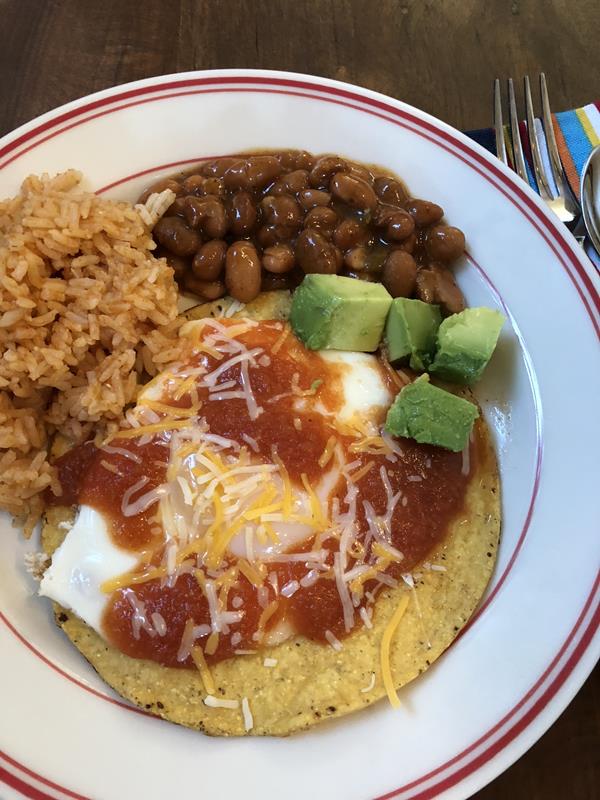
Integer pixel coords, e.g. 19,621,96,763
385,374,479,452
290,274,392,352
385,298,441,371
429,307,505,385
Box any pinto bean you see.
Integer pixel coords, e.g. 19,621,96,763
295,229,342,274
192,240,227,281
138,178,183,204
201,158,239,177
154,216,201,257
298,189,332,210
347,163,375,184
262,244,295,274
303,207,338,235
333,218,369,250
373,204,415,241
374,176,408,207
183,196,229,238
223,156,282,190
309,155,348,188
165,197,188,218
330,172,377,211
425,225,465,262
230,192,257,237
415,263,465,315
225,241,262,302
344,246,369,271
381,251,417,297
181,174,206,195
260,195,302,230
183,275,226,300
271,170,310,196
406,199,444,227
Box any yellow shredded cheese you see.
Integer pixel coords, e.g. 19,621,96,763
191,645,216,694
318,435,337,468
109,420,190,440
380,593,410,709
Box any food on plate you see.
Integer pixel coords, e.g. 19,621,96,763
39,301,500,735
0,152,505,736
0,170,181,533
385,375,480,452
289,273,392,351
384,297,442,369
430,307,506,385
141,151,467,314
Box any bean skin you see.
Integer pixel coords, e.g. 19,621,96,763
262,244,295,274
374,176,408,207
230,192,257,237
260,194,302,229
309,155,348,188
374,205,415,241
415,263,465,314
223,156,282,191
183,196,229,238
381,251,417,297
296,229,342,274
154,217,201,257
406,199,444,227
225,241,262,302
303,207,338,236
271,169,310,196
333,218,369,250
425,225,466,262
330,172,377,211
192,240,227,281
183,275,226,300
298,189,332,210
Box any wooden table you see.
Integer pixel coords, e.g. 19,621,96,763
0,1,597,797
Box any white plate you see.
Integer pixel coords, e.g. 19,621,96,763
0,70,598,800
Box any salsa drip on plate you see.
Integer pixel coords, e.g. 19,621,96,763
53,318,475,667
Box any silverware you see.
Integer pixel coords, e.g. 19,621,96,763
493,73,581,231
580,144,600,257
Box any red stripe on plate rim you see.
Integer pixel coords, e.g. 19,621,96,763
0,752,90,800
0,74,597,800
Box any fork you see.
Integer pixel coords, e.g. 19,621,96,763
493,73,581,230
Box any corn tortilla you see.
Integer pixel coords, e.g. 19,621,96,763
41,292,500,736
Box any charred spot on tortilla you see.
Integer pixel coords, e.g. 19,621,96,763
39,296,500,736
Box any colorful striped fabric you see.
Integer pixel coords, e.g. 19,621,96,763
466,102,600,198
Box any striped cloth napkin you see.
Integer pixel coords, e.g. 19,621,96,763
466,102,600,266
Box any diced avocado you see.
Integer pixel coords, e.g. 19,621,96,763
385,298,441,371
429,307,505,385
290,274,392,352
385,374,479,452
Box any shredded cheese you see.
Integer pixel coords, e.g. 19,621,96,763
191,645,216,694
380,593,410,709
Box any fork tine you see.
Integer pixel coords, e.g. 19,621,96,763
524,75,553,198
508,78,528,183
539,73,565,191
493,79,508,165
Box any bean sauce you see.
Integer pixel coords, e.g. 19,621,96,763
141,150,466,309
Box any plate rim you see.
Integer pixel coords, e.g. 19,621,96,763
0,67,598,800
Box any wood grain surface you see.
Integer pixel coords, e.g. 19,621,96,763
0,1,598,798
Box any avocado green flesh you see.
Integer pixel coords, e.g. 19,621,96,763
290,274,392,352
385,375,479,452
430,307,505,385
385,298,441,370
